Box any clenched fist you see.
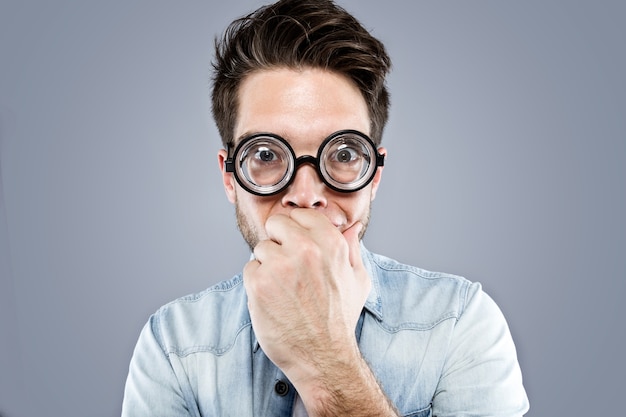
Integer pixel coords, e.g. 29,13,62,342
243,208,371,387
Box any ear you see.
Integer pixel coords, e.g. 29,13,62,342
370,147,386,202
217,149,237,204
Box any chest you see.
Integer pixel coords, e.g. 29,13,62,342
187,318,453,416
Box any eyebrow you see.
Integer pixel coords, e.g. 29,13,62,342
230,132,250,148
231,129,373,149
232,130,291,147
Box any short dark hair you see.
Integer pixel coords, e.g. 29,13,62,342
211,0,391,148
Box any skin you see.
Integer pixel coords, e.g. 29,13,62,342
218,67,398,416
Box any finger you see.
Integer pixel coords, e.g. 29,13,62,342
288,208,334,231
242,258,261,290
264,213,298,245
342,221,363,267
252,237,284,264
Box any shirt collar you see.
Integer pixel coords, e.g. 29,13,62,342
360,242,384,321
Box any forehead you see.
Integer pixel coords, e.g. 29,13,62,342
234,67,370,150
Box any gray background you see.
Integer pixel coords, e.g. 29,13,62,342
1,1,624,416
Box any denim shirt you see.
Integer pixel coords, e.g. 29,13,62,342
122,246,529,416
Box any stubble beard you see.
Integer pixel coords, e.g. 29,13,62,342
235,200,372,252
235,202,261,252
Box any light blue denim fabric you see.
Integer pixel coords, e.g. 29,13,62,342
122,245,529,416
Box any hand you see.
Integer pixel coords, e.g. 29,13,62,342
243,208,371,385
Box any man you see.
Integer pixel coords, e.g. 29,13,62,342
122,1,529,416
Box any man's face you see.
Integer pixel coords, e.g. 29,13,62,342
218,67,386,249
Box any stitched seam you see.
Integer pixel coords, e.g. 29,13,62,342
164,322,252,358
372,314,458,333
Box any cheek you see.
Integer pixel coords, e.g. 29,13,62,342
334,191,372,219
236,190,279,222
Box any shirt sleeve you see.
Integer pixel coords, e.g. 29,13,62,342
432,282,529,417
121,314,200,417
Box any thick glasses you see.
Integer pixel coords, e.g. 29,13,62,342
225,130,385,196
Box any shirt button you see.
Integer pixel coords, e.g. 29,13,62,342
274,380,289,396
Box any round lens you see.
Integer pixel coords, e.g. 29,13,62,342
319,132,376,191
235,136,294,195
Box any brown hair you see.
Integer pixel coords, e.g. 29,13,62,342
211,0,391,147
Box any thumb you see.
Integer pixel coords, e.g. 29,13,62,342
342,221,363,267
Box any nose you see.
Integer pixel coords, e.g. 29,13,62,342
281,163,327,208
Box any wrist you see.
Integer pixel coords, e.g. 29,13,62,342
292,346,398,417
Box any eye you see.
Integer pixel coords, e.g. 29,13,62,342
255,147,277,162
331,145,360,163
244,141,288,174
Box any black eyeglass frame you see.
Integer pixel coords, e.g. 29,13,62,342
225,129,385,196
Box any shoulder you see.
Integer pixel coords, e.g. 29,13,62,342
148,274,250,357
363,249,487,329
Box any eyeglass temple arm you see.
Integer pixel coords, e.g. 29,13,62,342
376,152,385,167
225,158,234,172
225,143,235,172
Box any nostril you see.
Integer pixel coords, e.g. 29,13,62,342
284,199,324,209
